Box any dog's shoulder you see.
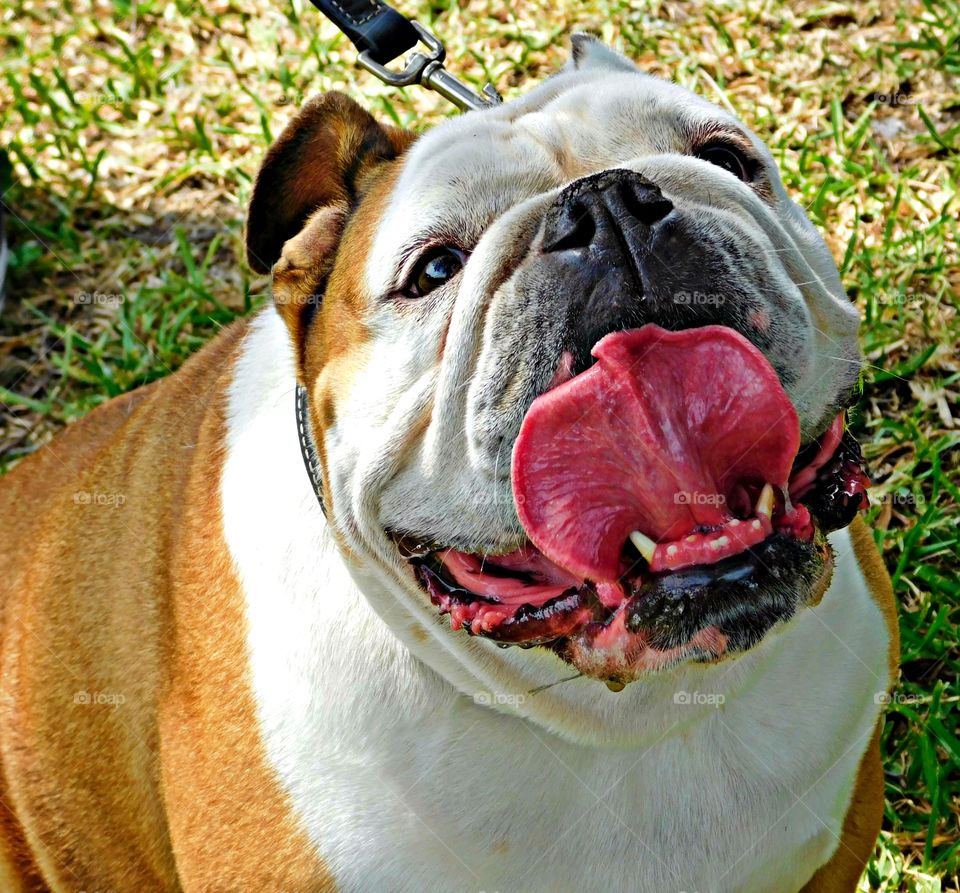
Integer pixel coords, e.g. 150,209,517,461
0,314,269,890
0,316,252,550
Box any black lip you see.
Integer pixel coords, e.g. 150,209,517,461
622,533,827,654
801,430,869,533
414,531,829,660
415,560,602,646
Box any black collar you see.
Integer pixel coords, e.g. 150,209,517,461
295,384,326,516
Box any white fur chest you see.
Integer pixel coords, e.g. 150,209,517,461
222,309,890,892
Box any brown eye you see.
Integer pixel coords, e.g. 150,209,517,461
407,247,466,298
696,143,752,182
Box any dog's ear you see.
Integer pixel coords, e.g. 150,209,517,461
245,92,412,275
246,93,413,368
566,33,638,74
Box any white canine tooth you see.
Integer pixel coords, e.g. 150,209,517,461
752,519,763,530
716,536,730,547
630,530,657,563
756,483,775,519
666,545,679,557
729,519,740,527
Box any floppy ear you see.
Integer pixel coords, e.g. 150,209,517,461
565,33,638,74
245,92,413,361
246,91,411,273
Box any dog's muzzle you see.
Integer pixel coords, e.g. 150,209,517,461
531,167,766,375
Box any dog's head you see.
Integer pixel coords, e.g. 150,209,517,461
246,37,867,736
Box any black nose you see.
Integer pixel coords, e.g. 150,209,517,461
543,169,673,254
539,169,681,371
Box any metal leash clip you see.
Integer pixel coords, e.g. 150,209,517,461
309,0,501,112
357,20,501,111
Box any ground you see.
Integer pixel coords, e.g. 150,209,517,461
0,0,957,889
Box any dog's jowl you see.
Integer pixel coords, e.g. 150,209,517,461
0,36,898,893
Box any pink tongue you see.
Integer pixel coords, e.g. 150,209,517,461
511,325,800,582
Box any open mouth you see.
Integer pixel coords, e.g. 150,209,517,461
404,325,869,685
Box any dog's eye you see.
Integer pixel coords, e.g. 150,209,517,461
406,247,466,298
696,143,752,182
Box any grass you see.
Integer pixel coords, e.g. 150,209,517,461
0,0,957,888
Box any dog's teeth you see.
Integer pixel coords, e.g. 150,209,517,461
629,530,657,563
756,483,775,520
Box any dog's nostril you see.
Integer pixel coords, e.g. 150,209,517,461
618,183,673,226
543,201,597,253
543,170,673,255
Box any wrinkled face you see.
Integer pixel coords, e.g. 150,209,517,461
248,38,867,732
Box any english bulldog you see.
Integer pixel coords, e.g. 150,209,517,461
0,35,898,893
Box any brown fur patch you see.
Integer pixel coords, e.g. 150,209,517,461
799,722,885,893
848,515,900,681
301,162,407,527
246,93,416,530
245,92,410,275
157,345,333,891
800,516,899,891
0,319,334,890
272,202,350,369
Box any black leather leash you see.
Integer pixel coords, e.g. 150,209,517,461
307,0,501,110
296,1,502,516
309,0,419,65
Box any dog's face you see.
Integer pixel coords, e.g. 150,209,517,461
246,37,866,736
